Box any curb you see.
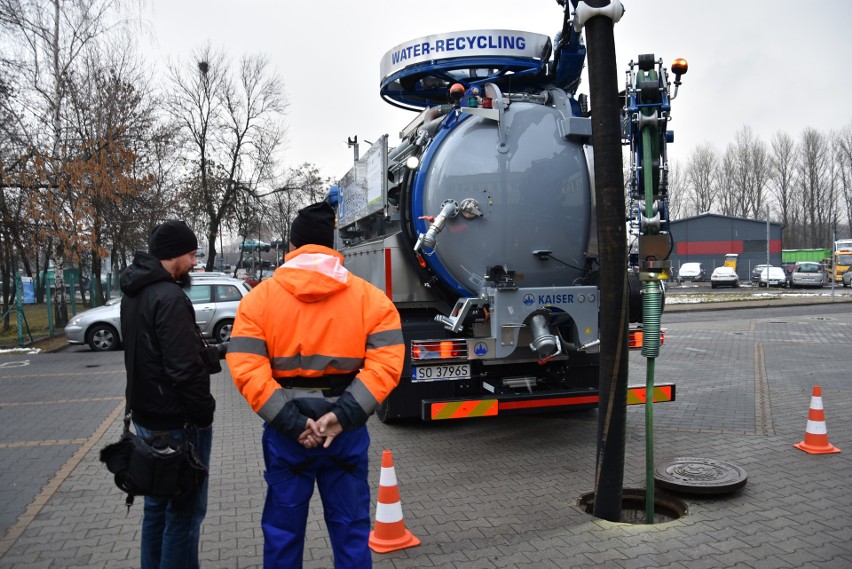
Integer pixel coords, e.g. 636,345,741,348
665,294,852,312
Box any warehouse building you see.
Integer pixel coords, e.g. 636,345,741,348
667,213,782,281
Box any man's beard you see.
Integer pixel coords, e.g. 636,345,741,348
176,268,192,289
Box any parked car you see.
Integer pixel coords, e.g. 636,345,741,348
758,266,787,288
65,273,251,351
243,268,276,288
789,261,825,288
710,266,739,288
751,264,771,283
677,262,705,282
843,268,852,288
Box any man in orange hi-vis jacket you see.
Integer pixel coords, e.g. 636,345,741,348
226,201,404,569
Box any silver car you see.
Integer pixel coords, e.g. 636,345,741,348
789,262,825,288
64,273,251,351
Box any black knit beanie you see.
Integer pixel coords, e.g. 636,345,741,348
148,220,198,260
290,202,335,249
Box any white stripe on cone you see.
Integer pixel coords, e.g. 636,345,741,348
810,397,824,411
379,466,397,487
375,501,404,523
806,420,828,435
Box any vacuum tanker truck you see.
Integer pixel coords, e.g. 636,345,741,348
335,3,677,422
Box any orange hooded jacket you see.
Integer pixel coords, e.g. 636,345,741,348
226,245,404,436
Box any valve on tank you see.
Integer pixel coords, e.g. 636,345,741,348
527,311,562,363
459,198,483,219
414,199,459,254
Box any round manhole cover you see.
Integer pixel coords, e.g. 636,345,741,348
655,457,747,495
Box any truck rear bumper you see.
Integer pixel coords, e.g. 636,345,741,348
422,383,675,421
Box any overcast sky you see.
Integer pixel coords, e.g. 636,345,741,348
144,0,852,185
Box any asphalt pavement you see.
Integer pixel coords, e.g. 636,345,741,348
1,300,851,568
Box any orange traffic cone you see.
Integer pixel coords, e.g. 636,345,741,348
369,450,421,553
794,386,841,455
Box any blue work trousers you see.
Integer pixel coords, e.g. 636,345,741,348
134,423,212,569
261,423,371,569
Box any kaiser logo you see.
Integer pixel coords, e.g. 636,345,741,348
474,342,488,356
523,294,535,305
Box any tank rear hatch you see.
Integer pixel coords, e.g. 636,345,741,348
412,97,592,297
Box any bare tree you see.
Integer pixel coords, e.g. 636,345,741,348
716,145,738,217
769,131,798,245
714,127,771,219
797,128,833,247
748,132,770,219
665,159,687,220
260,163,329,246
837,122,852,238
685,142,718,216
730,127,769,218
166,46,288,271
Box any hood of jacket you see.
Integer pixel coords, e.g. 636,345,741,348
120,251,175,297
275,244,351,303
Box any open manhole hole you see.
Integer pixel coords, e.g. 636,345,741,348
578,488,687,524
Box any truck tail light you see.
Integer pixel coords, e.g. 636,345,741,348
628,329,665,350
411,339,468,361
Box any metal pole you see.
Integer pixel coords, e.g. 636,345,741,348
45,272,53,336
766,205,770,270
16,270,24,346
69,270,77,316
831,231,836,296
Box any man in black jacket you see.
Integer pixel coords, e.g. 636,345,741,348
120,220,216,569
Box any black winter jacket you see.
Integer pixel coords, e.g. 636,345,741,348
120,252,216,430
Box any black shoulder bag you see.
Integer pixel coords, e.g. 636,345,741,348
100,412,207,509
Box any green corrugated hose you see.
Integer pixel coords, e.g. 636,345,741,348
641,280,663,523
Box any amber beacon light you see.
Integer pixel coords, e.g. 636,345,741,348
670,58,688,99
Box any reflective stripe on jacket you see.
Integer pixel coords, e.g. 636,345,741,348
226,244,404,435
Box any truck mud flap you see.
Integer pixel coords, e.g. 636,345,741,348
422,383,675,421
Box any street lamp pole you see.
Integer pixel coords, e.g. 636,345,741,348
766,204,770,270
